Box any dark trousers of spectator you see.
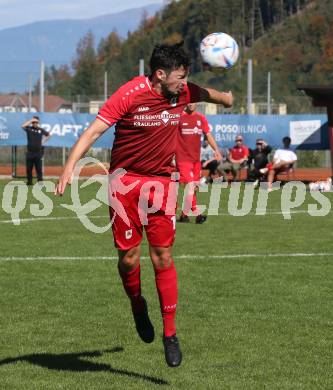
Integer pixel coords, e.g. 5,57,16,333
26,153,43,184
247,168,262,182
204,160,219,183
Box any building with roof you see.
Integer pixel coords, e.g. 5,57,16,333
0,94,72,113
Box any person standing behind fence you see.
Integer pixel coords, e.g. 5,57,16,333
21,116,50,185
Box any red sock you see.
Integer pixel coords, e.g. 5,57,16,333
154,261,178,337
118,264,144,315
191,192,200,215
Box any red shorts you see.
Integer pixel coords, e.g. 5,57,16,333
177,161,201,183
108,172,177,250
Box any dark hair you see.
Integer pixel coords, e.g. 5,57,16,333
283,136,291,144
32,115,40,121
149,42,190,74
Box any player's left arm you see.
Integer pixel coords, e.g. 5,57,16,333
187,82,233,107
206,133,222,161
200,87,233,107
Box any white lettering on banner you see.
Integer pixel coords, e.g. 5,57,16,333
0,129,9,139
42,123,83,137
215,133,237,142
214,123,267,135
0,117,9,139
290,120,321,144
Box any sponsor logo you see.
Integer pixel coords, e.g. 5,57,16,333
138,106,150,112
164,304,177,310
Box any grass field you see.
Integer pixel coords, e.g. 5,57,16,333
0,179,332,389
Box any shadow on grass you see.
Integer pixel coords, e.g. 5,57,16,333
0,347,168,385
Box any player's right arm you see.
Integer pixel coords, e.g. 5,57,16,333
206,132,222,161
55,81,131,196
55,118,109,195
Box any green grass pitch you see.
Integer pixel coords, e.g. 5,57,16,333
0,179,332,389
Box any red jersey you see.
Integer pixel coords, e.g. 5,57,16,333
97,75,201,176
230,145,249,160
176,111,210,163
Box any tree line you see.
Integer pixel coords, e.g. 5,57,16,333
39,0,333,113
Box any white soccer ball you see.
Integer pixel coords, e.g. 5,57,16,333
200,32,239,69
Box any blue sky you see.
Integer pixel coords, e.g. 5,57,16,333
0,0,164,30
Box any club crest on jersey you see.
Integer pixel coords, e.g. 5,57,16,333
161,110,170,124
197,120,201,126
125,229,133,239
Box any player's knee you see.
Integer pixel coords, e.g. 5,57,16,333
152,249,173,269
118,248,140,270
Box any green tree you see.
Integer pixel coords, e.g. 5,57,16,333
71,31,103,100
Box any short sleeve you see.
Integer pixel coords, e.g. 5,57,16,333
244,146,249,157
41,128,49,136
97,87,130,127
187,82,202,103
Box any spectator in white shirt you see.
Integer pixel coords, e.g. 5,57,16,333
260,136,297,191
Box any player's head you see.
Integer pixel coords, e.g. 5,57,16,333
31,116,39,127
282,136,291,148
149,43,191,98
185,103,197,113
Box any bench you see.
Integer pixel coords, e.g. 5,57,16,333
201,167,331,183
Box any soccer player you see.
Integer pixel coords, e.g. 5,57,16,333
55,43,233,367
176,103,221,223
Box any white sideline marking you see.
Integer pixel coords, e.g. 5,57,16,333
0,253,332,261
0,209,330,224
0,215,107,224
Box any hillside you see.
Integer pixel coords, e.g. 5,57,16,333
0,3,162,93
41,0,333,113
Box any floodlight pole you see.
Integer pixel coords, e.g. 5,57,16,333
28,73,32,112
39,60,45,112
139,59,144,76
267,72,271,114
104,71,108,101
247,59,253,114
